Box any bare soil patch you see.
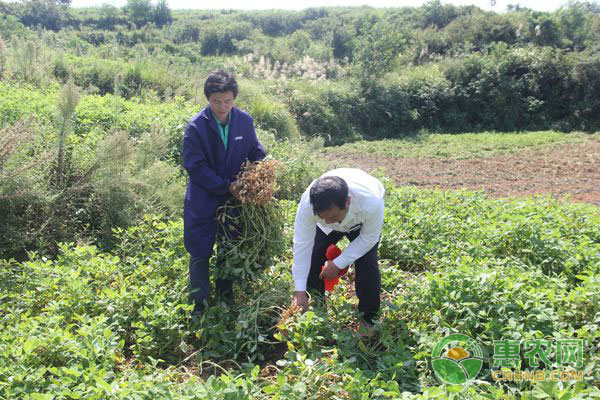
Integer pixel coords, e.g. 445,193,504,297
325,140,600,206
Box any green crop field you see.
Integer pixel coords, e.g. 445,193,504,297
1,1,599,398
324,131,595,160
1,188,598,399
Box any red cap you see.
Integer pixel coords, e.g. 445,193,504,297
326,244,342,260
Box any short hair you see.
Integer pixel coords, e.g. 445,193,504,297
204,70,238,99
309,176,349,215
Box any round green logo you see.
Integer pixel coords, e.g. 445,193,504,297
431,334,483,385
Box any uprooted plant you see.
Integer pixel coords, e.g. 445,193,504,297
215,159,286,283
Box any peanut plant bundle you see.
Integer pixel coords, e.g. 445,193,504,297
216,159,285,282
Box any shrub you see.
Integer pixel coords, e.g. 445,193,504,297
236,81,300,141
356,46,600,136
278,80,361,144
0,120,51,259
0,114,185,260
0,14,28,40
9,37,49,84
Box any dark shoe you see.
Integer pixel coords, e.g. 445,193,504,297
356,320,375,338
215,278,233,302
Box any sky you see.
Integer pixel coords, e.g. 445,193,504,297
69,0,568,13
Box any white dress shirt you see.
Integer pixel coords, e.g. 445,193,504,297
292,168,385,291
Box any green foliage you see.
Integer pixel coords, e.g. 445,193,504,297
276,80,362,145
54,80,80,188
215,201,286,283
444,12,518,52
327,131,590,160
94,4,126,30
0,115,185,259
355,18,408,79
0,215,291,395
289,30,311,54
0,3,599,398
8,37,48,84
0,36,6,80
257,130,326,201
236,81,300,141
380,186,599,281
200,21,253,56
357,46,600,136
0,14,28,40
56,53,188,100
389,261,599,397
2,3,600,137
124,0,153,29
415,0,467,30
1,181,599,397
0,119,50,260
16,0,68,31
0,83,195,161
153,0,172,28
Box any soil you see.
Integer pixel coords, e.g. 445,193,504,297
325,140,600,207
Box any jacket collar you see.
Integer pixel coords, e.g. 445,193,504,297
201,105,236,122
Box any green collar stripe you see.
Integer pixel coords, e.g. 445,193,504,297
212,110,231,150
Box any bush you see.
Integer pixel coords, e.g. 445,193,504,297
0,84,196,161
565,53,600,131
236,81,300,141
8,37,49,84
0,82,56,127
444,12,518,52
0,120,51,259
277,80,362,145
0,14,28,40
17,0,67,31
200,21,253,56
0,116,185,260
54,53,188,100
357,46,600,136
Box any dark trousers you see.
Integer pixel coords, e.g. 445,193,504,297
307,228,381,323
189,255,233,313
189,202,238,313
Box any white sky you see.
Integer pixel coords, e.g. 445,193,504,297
69,0,568,13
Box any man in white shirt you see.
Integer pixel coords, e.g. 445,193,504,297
292,168,385,334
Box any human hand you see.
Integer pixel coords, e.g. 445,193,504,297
293,291,309,312
319,260,340,280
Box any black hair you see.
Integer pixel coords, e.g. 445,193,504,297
309,176,349,215
204,70,238,99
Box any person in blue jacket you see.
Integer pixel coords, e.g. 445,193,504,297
182,70,265,314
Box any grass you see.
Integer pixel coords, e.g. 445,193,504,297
324,131,594,160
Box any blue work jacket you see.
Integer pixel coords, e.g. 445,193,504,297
182,106,266,259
